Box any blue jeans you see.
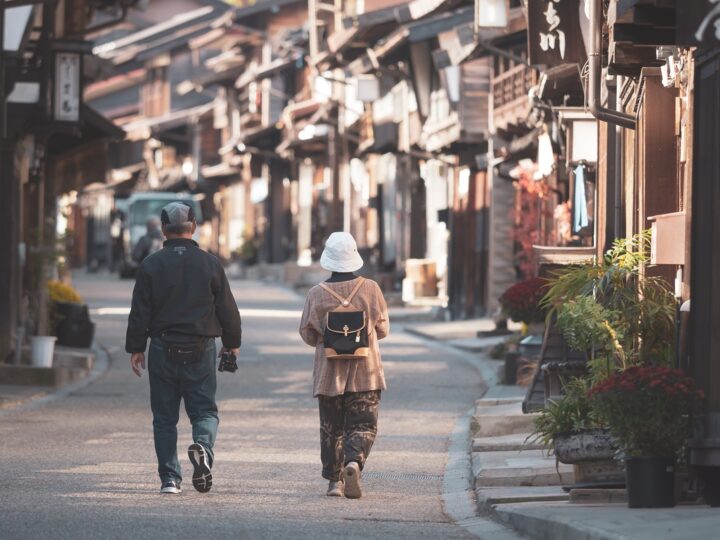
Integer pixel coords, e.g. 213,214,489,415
148,337,218,483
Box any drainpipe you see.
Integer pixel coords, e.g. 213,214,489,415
588,0,636,129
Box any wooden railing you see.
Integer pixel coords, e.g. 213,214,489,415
492,64,538,130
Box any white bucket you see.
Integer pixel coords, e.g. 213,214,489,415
30,336,57,368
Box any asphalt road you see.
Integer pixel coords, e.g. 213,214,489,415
0,273,485,539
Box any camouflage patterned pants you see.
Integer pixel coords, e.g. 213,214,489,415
317,390,381,482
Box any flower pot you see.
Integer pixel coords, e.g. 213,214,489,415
54,301,95,348
30,336,57,368
554,429,617,464
504,351,520,385
626,456,675,508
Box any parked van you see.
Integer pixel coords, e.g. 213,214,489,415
116,192,203,278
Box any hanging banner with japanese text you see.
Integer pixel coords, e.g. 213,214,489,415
676,0,720,46
527,0,586,66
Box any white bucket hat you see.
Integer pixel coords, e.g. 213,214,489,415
320,232,364,273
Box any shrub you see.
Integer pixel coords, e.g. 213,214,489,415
47,280,82,304
499,277,548,324
589,365,702,457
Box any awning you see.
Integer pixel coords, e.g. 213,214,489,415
201,162,240,180
178,64,247,96
433,7,528,68
345,5,474,76
121,102,214,140
537,64,584,105
93,6,223,65
49,105,127,193
235,52,303,89
189,24,265,50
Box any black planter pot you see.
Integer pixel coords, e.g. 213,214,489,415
54,302,95,349
626,456,675,508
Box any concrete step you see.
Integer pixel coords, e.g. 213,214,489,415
405,318,497,341
472,449,574,487
569,488,628,504
448,335,508,352
53,346,94,370
476,486,569,507
473,433,543,452
0,365,89,387
471,401,538,437
480,384,526,404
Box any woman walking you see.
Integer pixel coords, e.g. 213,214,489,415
299,232,389,499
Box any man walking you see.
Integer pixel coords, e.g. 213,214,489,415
125,202,241,495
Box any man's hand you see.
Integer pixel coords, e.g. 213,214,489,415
218,347,240,358
130,352,146,377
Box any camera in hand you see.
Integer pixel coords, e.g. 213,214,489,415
218,351,238,373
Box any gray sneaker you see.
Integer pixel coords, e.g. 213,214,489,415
188,443,212,493
160,480,181,494
343,462,362,499
326,480,344,497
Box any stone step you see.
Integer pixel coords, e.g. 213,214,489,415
448,335,508,352
476,486,570,507
471,401,538,437
0,365,89,387
569,488,628,504
473,433,543,452
472,449,574,487
480,384,527,404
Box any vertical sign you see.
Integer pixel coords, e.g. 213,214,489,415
54,52,80,122
527,0,586,65
676,0,720,46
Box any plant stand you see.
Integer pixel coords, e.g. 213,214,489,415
554,429,625,491
542,361,588,405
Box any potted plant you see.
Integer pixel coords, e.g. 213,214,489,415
48,280,95,349
529,377,622,487
589,365,703,508
500,277,549,330
500,277,548,373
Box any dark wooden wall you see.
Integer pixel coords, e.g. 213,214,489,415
690,48,720,467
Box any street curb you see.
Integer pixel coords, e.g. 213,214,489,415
406,331,525,538
443,406,526,539
0,343,111,417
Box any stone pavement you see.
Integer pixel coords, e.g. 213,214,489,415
0,273,511,540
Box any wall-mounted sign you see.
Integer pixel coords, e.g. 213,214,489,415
677,0,720,46
54,52,81,122
527,0,586,66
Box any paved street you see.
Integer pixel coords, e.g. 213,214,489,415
0,273,485,539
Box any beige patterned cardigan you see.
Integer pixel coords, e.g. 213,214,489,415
299,277,389,397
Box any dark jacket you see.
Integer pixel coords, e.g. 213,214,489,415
125,238,241,353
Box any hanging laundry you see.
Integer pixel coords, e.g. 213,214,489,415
535,131,554,180
573,164,589,232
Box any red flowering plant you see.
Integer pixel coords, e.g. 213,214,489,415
589,366,703,458
499,277,548,324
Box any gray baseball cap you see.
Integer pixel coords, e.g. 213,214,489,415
160,202,195,226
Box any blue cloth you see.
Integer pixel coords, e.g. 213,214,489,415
148,337,218,483
573,165,589,232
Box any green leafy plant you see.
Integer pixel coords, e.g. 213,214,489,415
528,377,602,452
589,365,702,457
541,231,675,366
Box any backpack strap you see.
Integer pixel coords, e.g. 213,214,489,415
319,277,365,308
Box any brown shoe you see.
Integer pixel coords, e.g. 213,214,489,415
343,462,362,499
326,480,344,497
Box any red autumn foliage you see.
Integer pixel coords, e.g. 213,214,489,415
499,277,549,324
589,365,703,457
